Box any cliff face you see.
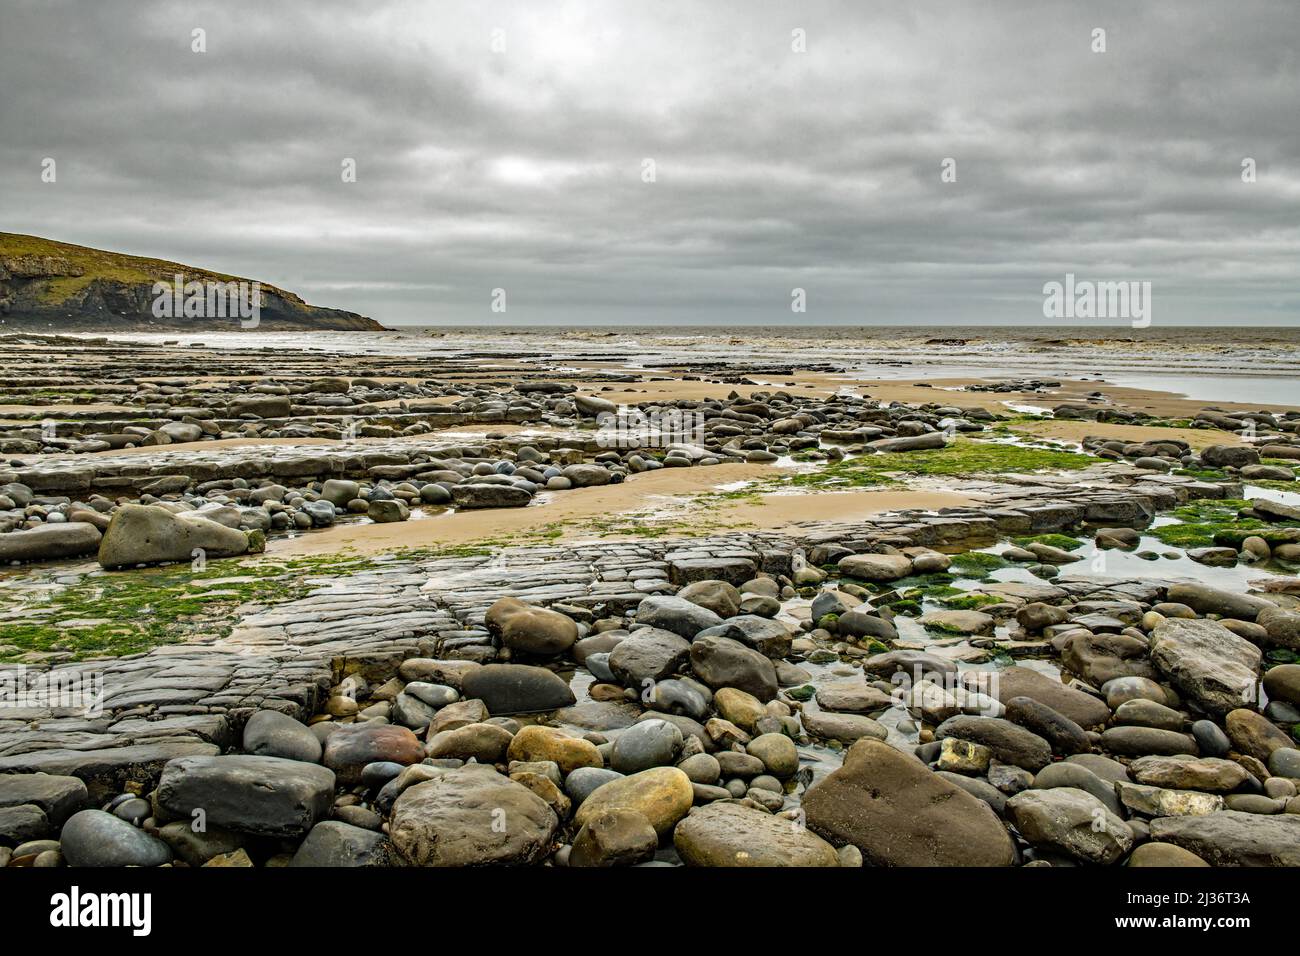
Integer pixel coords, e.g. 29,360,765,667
0,233,385,331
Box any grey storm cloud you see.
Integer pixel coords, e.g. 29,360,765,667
1,0,1298,326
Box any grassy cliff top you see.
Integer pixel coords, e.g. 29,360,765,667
0,232,303,303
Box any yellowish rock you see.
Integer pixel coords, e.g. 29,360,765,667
713,687,765,731
506,725,603,774
575,767,694,838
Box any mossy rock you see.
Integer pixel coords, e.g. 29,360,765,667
939,593,1004,611
950,552,1011,574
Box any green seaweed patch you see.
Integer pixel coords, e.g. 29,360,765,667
782,438,1099,491
923,620,970,635
885,599,921,616
902,583,963,600
1150,523,1224,549
1170,499,1253,523
950,551,1011,574
1173,467,1229,481
0,543,521,662
1214,527,1300,549
881,572,957,593
938,592,1005,610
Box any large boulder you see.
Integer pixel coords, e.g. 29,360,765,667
1224,708,1293,762
634,595,723,638
1006,788,1133,865
426,723,515,762
695,616,793,658
574,767,694,838
0,522,102,563
836,607,899,642
460,664,577,714
1258,606,1300,650
802,739,1016,866
800,710,888,744
58,809,173,867
155,755,335,838
320,479,361,506
608,629,692,687
610,719,683,774
98,503,254,569
935,715,1052,771
1004,696,1090,756
868,432,948,453
688,635,778,701
451,484,532,509
562,463,613,487
837,552,914,582
1263,663,1300,706
1200,444,1259,468
1061,632,1157,686
389,765,558,866
674,802,840,867
973,666,1110,728
1128,755,1249,792
230,394,291,418
506,725,603,774
242,710,322,763
290,821,390,867
677,580,742,618
322,724,424,784
1164,583,1272,622
1149,619,1261,717
485,597,578,656
569,809,658,867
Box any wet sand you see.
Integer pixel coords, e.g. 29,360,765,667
1006,420,1246,449
564,370,1300,418
266,463,980,557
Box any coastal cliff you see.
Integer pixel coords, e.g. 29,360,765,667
0,233,384,331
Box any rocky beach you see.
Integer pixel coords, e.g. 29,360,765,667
1,328,1299,870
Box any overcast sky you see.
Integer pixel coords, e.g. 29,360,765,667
2,0,1298,326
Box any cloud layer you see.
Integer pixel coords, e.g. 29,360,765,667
2,0,1298,325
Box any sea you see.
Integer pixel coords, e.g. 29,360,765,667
64,324,1300,407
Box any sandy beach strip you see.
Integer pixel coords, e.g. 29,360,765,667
264,463,979,557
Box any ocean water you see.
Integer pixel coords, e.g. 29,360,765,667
72,325,1300,405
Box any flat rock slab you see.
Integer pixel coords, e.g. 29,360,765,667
0,773,89,826
0,740,221,790
1150,810,1300,866
1150,618,1261,717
